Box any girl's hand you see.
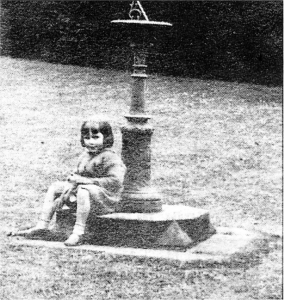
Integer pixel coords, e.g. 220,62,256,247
67,173,78,184
68,173,91,185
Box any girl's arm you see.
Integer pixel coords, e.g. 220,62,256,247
68,173,99,185
93,162,126,192
68,155,126,192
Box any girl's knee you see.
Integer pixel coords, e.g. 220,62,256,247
48,182,60,194
49,181,70,194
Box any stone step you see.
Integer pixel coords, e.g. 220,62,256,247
51,205,216,248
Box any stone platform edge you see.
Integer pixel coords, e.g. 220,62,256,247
9,226,273,267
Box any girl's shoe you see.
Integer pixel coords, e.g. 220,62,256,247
8,227,49,237
64,233,84,246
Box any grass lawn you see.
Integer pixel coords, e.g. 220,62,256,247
0,57,282,299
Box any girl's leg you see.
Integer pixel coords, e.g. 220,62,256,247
64,187,91,246
14,182,66,235
36,182,64,229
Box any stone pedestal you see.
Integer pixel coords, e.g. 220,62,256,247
118,46,163,213
49,205,216,249
119,119,162,213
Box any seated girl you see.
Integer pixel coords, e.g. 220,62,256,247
14,118,126,246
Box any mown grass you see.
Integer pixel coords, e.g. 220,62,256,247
0,57,282,299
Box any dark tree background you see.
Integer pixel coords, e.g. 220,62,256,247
1,1,282,86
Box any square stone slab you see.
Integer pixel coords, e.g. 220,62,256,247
53,205,216,248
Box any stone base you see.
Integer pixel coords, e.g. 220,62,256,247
10,227,272,267
48,205,216,249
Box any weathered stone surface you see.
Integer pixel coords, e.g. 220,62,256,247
155,221,193,247
10,226,271,266
50,205,216,248
101,205,209,221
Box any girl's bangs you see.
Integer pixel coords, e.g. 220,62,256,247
82,122,100,135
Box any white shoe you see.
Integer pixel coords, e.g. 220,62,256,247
64,233,84,246
8,227,48,237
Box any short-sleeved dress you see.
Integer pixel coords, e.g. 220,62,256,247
55,148,126,215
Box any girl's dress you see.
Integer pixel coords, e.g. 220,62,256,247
55,148,126,215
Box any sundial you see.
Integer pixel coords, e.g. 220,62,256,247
57,0,216,248
111,1,172,213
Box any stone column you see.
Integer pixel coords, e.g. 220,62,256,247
119,46,162,213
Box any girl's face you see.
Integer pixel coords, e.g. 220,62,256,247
82,128,104,153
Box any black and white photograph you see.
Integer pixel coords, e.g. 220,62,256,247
0,1,282,299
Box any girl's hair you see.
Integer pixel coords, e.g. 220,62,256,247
80,119,114,148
